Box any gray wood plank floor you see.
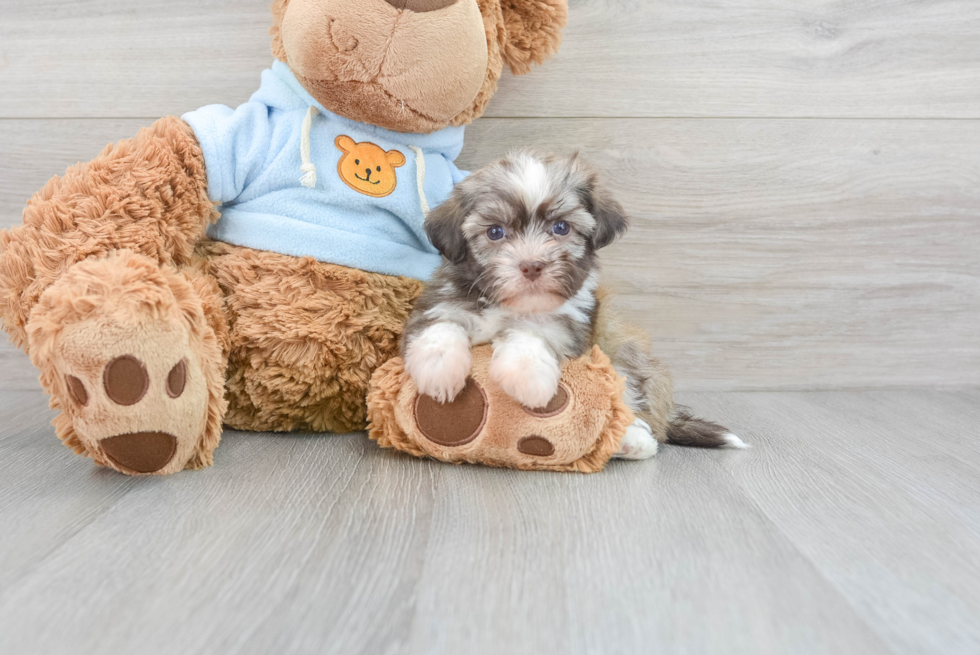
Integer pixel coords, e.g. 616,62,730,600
1,385,978,654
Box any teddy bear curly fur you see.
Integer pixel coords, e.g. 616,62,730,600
0,0,568,475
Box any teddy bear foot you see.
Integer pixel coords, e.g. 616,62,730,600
26,252,227,475
368,345,635,473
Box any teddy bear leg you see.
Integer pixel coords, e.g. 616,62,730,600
200,240,422,434
26,251,229,475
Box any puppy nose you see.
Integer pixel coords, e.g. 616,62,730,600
385,0,457,12
519,261,546,281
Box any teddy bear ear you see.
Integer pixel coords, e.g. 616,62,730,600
269,0,291,63
499,0,568,75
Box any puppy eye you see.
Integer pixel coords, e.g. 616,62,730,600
487,226,506,241
552,221,571,236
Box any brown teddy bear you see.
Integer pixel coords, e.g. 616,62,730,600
0,0,569,475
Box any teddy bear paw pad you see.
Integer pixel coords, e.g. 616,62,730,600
100,431,179,474
517,436,555,457
521,384,569,417
414,377,488,447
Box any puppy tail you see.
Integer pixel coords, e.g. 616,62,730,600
592,287,749,450
666,409,749,449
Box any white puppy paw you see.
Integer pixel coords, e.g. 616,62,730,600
614,418,660,460
405,323,472,404
490,332,561,409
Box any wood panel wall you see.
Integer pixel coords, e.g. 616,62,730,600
1,0,978,390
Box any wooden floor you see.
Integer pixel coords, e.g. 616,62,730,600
0,378,978,654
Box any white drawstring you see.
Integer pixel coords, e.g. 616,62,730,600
407,145,429,215
299,106,319,188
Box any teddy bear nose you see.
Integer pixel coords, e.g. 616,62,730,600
384,0,457,12
519,261,546,281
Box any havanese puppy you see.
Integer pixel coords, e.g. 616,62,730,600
402,152,746,458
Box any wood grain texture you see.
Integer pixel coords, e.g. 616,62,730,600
688,389,980,655
0,347,39,392
1,0,979,119
1,387,979,654
2,118,977,390
460,118,980,390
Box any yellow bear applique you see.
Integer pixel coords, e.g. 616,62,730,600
335,136,406,198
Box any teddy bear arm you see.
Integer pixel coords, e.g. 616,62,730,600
0,116,217,351
499,0,568,75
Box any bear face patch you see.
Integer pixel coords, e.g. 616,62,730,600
335,136,405,198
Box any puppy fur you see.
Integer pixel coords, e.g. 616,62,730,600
402,152,746,457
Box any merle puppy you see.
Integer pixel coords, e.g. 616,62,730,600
401,152,745,458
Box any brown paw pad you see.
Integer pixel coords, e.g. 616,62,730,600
522,384,569,418
100,431,178,473
66,375,89,407
414,378,488,446
518,436,555,457
103,355,149,406
167,359,187,399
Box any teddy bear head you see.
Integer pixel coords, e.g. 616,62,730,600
270,0,567,134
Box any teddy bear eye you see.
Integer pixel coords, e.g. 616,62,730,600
355,159,360,165
487,226,505,241
377,166,382,172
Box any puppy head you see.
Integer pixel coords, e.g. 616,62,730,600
425,151,629,312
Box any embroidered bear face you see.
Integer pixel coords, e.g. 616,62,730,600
335,136,406,198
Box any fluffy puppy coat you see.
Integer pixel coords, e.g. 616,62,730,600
402,152,745,457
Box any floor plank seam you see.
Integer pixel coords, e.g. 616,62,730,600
695,450,904,655
0,477,142,601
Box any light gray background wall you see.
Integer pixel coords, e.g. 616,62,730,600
2,0,978,392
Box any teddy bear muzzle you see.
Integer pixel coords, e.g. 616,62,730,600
280,0,488,133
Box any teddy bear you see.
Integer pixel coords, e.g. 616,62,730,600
0,0,569,475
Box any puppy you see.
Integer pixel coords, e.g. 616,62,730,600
402,152,746,458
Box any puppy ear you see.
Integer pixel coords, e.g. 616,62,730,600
579,172,630,250
425,195,470,264
499,0,568,75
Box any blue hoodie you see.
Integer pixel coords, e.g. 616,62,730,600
183,61,466,281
